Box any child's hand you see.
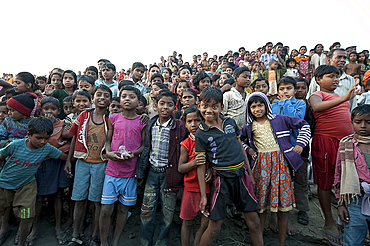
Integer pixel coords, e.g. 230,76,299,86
338,205,349,223
122,151,134,161
199,197,209,217
34,90,43,98
44,113,58,123
248,148,257,160
64,161,73,178
277,94,292,101
44,84,55,96
205,167,212,182
195,154,206,166
106,151,125,161
343,81,360,102
139,114,149,125
293,145,303,154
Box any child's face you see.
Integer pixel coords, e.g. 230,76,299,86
155,96,175,120
197,65,203,73
136,101,146,115
92,89,111,109
249,101,266,119
296,82,308,100
252,63,260,71
7,106,26,121
13,76,30,93
150,85,162,99
151,77,163,84
78,80,93,95
51,74,62,89
181,91,197,110
102,67,114,80
132,67,145,81
235,71,251,88
219,74,229,87
353,75,360,84
177,82,188,96
288,61,296,68
162,70,170,79
185,112,202,135
270,62,278,70
317,72,339,92
179,69,191,82
254,80,269,94
73,95,91,113
63,73,75,89
349,53,358,62
198,77,211,92
35,79,46,92
359,53,366,62
63,101,75,115
86,70,98,80
149,67,160,80
226,68,233,75
299,47,307,55
278,83,296,100
120,90,139,111
0,105,8,123
172,74,180,84
211,62,218,71
27,132,51,149
199,99,223,123
109,100,123,114
213,78,220,87
352,113,370,136
244,53,251,61
41,102,60,118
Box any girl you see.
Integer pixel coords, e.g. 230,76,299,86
211,74,221,88
192,72,211,95
35,76,47,94
162,67,172,89
358,51,370,83
174,88,198,120
290,49,298,58
45,73,63,95
51,70,77,119
241,92,311,246
294,46,312,81
311,44,326,73
178,106,210,246
147,82,168,119
283,58,299,78
174,80,190,110
178,65,192,84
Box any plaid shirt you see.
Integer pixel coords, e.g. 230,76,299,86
149,118,173,167
260,52,278,70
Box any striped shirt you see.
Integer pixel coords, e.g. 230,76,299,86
149,118,172,168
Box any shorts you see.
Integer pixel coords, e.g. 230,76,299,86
0,180,37,219
36,159,70,196
180,190,209,220
311,135,339,190
71,159,107,202
101,175,137,206
209,171,259,220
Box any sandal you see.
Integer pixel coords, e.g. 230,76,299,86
0,230,11,245
67,237,85,245
322,227,343,246
297,210,309,225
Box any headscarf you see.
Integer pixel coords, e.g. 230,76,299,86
245,92,276,125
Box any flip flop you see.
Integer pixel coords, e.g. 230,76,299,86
322,227,343,246
0,230,11,245
297,210,309,225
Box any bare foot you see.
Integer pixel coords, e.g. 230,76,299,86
268,212,278,233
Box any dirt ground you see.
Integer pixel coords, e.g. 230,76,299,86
2,185,334,246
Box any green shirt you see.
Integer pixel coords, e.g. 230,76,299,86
361,150,370,170
51,89,70,119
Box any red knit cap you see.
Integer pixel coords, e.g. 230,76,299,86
7,93,36,117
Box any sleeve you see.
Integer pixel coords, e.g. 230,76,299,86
180,139,190,152
282,99,306,119
311,54,319,69
69,112,84,136
50,89,59,99
240,125,251,153
195,130,207,155
222,92,230,116
357,94,365,105
282,115,311,148
0,140,15,157
334,150,341,199
46,144,63,159
0,119,9,141
234,120,241,138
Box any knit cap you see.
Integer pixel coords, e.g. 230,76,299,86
7,93,36,117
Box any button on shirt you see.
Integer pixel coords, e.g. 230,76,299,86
149,118,172,168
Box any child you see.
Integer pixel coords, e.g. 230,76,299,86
78,75,95,95
284,58,299,78
251,77,269,95
174,80,190,110
64,84,112,245
28,97,71,245
308,65,359,245
35,76,47,94
96,62,119,97
211,74,220,87
178,106,209,246
218,72,232,88
358,81,370,105
250,61,263,83
85,66,99,81
147,82,169,119
109,96,123,114
222,67,251,129
343,52,361,76
0,102,8,124
51,70,77,119
195,87,263,246
0,93,36,148
4,88,21,101
334,105,370,246
241,92,310,246
178,65,192,84
193,72,211,95
45,72,63,96
0,117,67,246
62,96,75,116
137,90,188,246
130,62,146,95
99,86,146,246
136,95,148,115
12,72,40,116
295,46,312,81
174,88,198,120
262,60,287,99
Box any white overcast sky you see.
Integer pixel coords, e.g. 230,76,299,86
1,0,369,75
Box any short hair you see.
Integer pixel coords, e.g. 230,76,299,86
98,59,110,64
251,77,269,90
101,62,116,72
349,52,359,59
119,85,142,99
269,60,278,66
62,70,77,90
327,48,346,59
265,42,273,47
155,90,177,104
132,62,145,71
152,82,168,91
111,96,120,103
221,72,232,79
28,117,53,136
118,80,135,91
63,96,73,104
92,84,112,99
183,105,202,122
174,80,190,93
249,95,265,105
192,72,210,90
233,67,251,78
182,88,197,100
150,73,164,83
85,66,98,75
286,58,297,65
162,67,172,77
35,76,47,82
250,61,259,67
277,76,297,89
149,64,160,72
72,89,91,101
275,42,283,47
223,78,235,86
351,104,370,121
238,47,245,52
314,65,340,79
0,101,7,106
41,97,60,109
78,75,95,86
211,74,220,84
199,86,223,104
295,77,309,87
138,95,147,107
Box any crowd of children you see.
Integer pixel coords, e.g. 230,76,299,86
0,41,370,246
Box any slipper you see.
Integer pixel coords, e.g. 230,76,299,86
322,227,342,246
297,210,309,225
67,237,85,246
0,230,11,245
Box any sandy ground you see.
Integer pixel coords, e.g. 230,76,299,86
2,185,334,246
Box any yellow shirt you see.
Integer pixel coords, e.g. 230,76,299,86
252,120,280,153
85,118,105,163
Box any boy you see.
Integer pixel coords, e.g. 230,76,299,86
85,66,99,81
137,90,188,246
95,62,119,97
195,87,263,246
251,77,269,95
222,67,251,129
0,117,67,246
343,52,361,76
262,60,287,99
0,102,8,124
64,84,112,245
130,62,146,95
335,105,370,246
78,75,95,95
109,97,123,114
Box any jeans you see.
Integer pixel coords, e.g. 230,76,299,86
343,195,370,246
140,168,177,246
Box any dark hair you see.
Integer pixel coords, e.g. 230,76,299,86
211,74,220,84
162,67,172,77
92,84,112,99
182,88,198,100
250,61,259,67
85,66,98,75
63,96,73,104
251,77,269,90
278,76,297,89
0,101,7,106
138,95,147,107
101,62,116,72
199,86,223,104
349,52,359,60
314,65,340,79
62,70,77,90
286,58,297,67
155,90,177,104
28,117,53,136
223,78,235,86
111,96,120,103
350,73,360,78
5,88,21,96
72,89,91,101
151,73,164,83
16,72,39,91
269,60,278,66
149,64,160,73
41,96,60,109
327,48,346,59
174,80,190,94
351,104,370,121
295,77,309,87
118,80,135,91
249,95,265,106
178,65,192,75
98,59,110,64
183,105,202,122
330,42,341,50
78,75,95,86
132,62,145,71
233,67,251,78
314,44,324,53
192,72,210,90
152,82,168,91
238,47,245,52
221,72,232,79
120,85,142,99
275,42,283,47
265,42,273,47
359,51,369,65
35,76,47,82
47,72,62,86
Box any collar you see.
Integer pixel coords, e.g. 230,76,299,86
155,117,173,127
199,115,225,132
339,71,349,80
189,133,195,141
